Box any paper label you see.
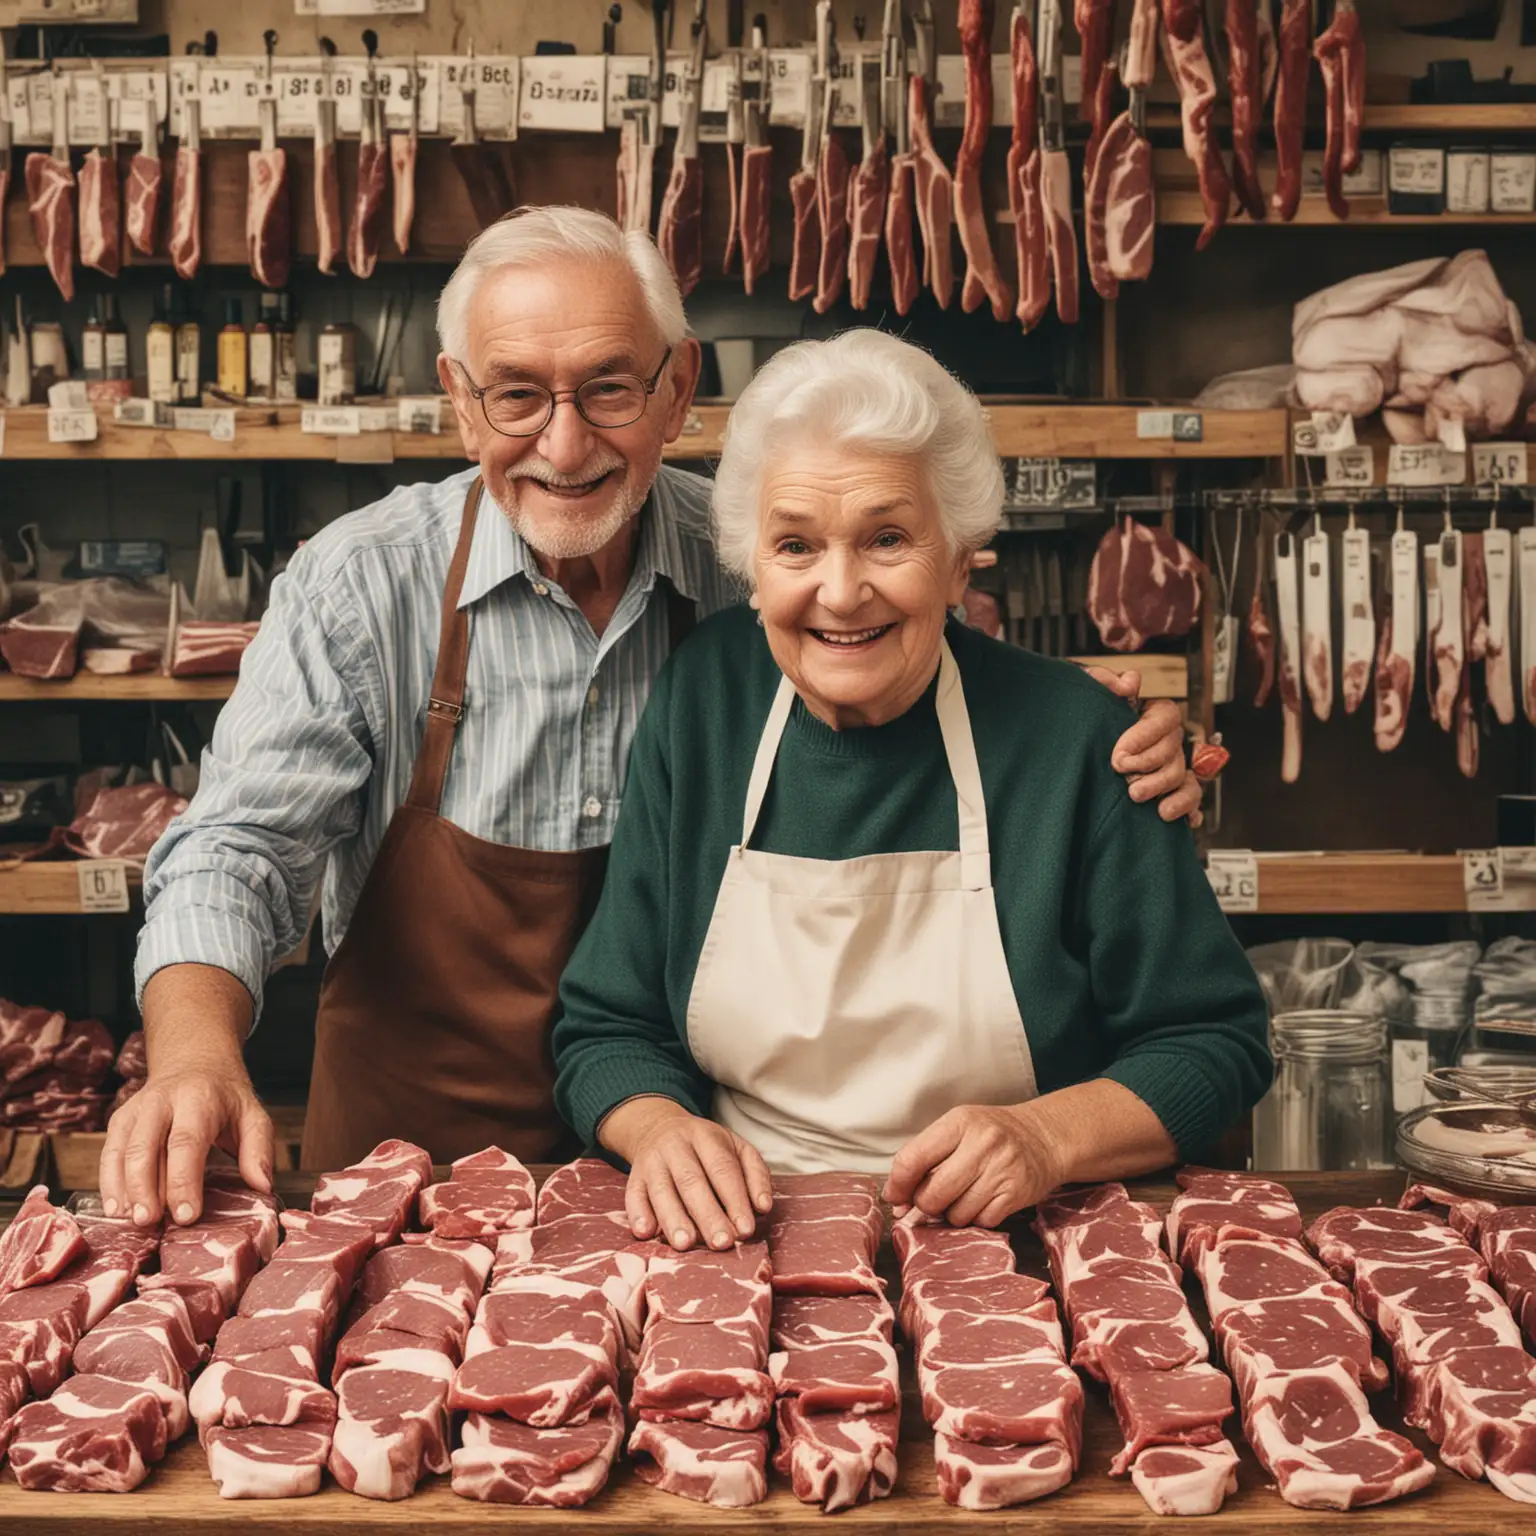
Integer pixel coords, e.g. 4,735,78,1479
765,49,812,127
605,55,654,128
48,380,90,410
1137,410,1174,440
210,411,236,443
1465,847,1504,900
1388,146,1444,195
298,0,427,13
1325,445,1374,487
1207,850,1259,913
518,55,605,133
433,55,519,139
104,70,169,136
1473,442,1528,486
1491,153,1536,213
698,58,732,143
1392,1038,1431,1114
397,397,442,434
1388,443,1466,487
1212,613,1240,705
1446,151,1491,213
199,66,261,133
1343,149,1383,196
67,74,106,145
1300,411,1356,453
357,406,396,432
171,407,233,438
47,408,98,443
112,399,159,427
76,861,130,913
1007,458,1096,509
302,406,362,436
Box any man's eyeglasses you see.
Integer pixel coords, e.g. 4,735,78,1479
452,348,673,437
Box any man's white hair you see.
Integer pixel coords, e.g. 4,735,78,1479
711,330,1005,581
436,206,688,361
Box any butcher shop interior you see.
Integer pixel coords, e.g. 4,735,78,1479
6,0,1536,1523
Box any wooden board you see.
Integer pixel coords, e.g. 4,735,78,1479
0,863,142,915
0,675,236,702
0,1170,1514,1532
1252,854,1490,913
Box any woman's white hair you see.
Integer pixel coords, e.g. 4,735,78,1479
436,206,688,360
711,330,1005,581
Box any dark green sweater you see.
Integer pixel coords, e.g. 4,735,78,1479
554,605,1271,1157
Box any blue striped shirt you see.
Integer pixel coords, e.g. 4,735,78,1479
135,465,744,1020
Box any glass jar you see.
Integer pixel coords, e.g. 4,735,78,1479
1252,1010,1392,1172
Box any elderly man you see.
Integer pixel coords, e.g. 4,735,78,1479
102,206,1202,1229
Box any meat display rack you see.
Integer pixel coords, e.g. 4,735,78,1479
0,1168,1518,1533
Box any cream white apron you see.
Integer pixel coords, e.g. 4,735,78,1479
684,641,1038,1174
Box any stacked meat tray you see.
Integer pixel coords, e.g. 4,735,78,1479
4,1159,1536,1522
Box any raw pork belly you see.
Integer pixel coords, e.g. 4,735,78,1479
6,1374,168,1492
1035,1181,1237,1514
418,1145,535,1237
1309,1194,1536,1502
535,1157,630,1224
0,1185,86,1292
897,1215,1081,1510
1170,1170,1433,1510
451,1391,624,1505
631,1418,770,1506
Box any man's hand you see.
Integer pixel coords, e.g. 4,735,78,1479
883,1104,1064,1228
1083,666,1205,828
600,1097,773,1251
100,963,270,1227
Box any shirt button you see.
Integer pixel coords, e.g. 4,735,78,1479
583,796,603,819
587,684,600,705
533,582,550,597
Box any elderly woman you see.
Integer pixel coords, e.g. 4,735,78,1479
553,331,1270,1252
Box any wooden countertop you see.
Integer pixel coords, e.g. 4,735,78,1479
0,1170,1514,1532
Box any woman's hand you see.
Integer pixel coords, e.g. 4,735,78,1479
599,1097,773,1252
1083,666,1205,828
883,1104,1065,1228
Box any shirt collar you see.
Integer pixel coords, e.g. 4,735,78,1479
455,466,707,612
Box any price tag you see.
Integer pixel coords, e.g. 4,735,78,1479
1137,410,1174,440
5,75,31,143
1312,411,1355,451
112,399,159,427
1392,1039,1431,1113
1387,443,1466,487
660,50,697,130
302,406,362,435
167,61,198,137
1007,458,1096,509
105,70,169,135
1388,146,1445,196
68,74,107,145
1343,149,1384,196
379,62,437,133
210,411,236,443
765,49,811,128
26,74,54,142
1490,152,1536,214
357,406,396,432
49,380,90,410
1473,442,1528,486
1465,847,1506,910
698,58,732,142
47,408,98,444
199,66,261,133
1207,850,1259,913
1324,445,1374,487
434,55,519,139
76,861,130,914
605,56,654,128
518,55,606,133
397,397,442,434
171,407,234,438
275,67,326,137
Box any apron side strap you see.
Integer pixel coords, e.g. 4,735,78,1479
405,478,483,814
935,642,992,891
741,674,798,849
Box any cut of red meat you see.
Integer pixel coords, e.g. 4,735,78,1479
189,1351,337,1433
632,1317,773,1430
155,1221,261,1311
1217,1296,1387,1397
0,1185,86,1293
0,1281,88,1396
934,1435,1075,1509
1197,1231,1356,1320
50,1017,115,1083
1413,1345,1536,1493
238,1260,343,1332
919,1358,1084,1450
271,1212,377,1291
645,1243,772,1343
1130,1439,1241,1515
774,1399,898,1511
914,1302,1064,1370
74,1290,203,1385
451,1392,623,1506
772,1293,894,1349
212,1312,326,1375
6,1375,167,1492
535,1158,629,1224
470,1278,620,1355
904,1271,1051,1346
630,1418,768,1507
63,1216,160,1329
330,1364,451,1500
204,1423,331,1499
775,1173,880,1198
134,1276,225,1346
342,1290,468,1358
493,1212,636,1274
419,1145,535,1237
768,1216,882,1297
0,1002,66,1090
1087,519,1207,653
352,1243,484,1320
1309,1205,1474,1282
1107,1363,1233,1469
768,1337,900,1414
451,1343,617,1426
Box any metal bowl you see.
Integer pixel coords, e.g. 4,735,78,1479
1396,1100,1536,1201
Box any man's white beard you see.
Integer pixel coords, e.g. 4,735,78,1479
495,452,647,562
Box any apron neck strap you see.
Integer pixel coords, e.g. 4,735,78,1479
405,476,484,814
741,639,991,888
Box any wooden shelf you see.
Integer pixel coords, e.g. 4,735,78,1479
0,675,236,702
1071,654,1187,700
1237,853,1495,913
0,403,1288,464
1147,102,1536,133
0,863,142,915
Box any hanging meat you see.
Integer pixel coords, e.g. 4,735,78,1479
847,60,890,312
1339,521,1373,714
956,0,1015,322
1301,520,1333,721
884,4,920,316
1076,0,1117,120
125,97,163,257
1161,0,1230,249
724,61,742,275
26,78,76,303
659,9,708,301
314,50,343,275
78,76,120,281
391,56,420,253
1271,0,1310,219
1314,0,1364,221
168,73,201,280
247,34,290,290
811,5,850,316
1008,3,1050,329
348,43,389,280
1274,532,1304,784
1484,520,1515,724
450,43,518,228
1083,60,1121,300
740,19,772,295
1248,517,1276,707
788,65,821,304
1084,54,1118,183
1098,0,1157,287
1457,533,1485,778
1225,0,1266,220
1372,548,1408,753
1087,517,1206,651
909,5,955,308
1430,530,1463,732
1520,525,1536,724
1038,0,1080,322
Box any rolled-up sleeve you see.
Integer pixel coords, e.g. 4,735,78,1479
1079,787,1273,1158
134,552,377,1021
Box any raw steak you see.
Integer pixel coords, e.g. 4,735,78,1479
61,1216,161,1329
631,1317,774,1430
451,1391,623,1506
768,1337,901,1414
645,1243,771,1344
352,1243,485,1321
330,1364,452,1499
204,1423,331,1499
337,1291,467,1365
772,1293,895,1348
74,1290,203,1385
774,1399,899,1511
0,1185,86,1293
1130,1440,1242,1515
212,1312,327,1376
237,1260,343,1332
0,1003,66,1090
452,1336,617,1426
189,1349,336,1433
919,1358,1085,1451
419,1145,535,1237
934,1436,1075,1509
270,1212,376,1291
629,1417,769,1507
535,1158,630,1224
768,1215,882,1297
0,1281,88,1395
6,1375,167,1492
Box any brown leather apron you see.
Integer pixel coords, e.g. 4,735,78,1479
301,477,694,1169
